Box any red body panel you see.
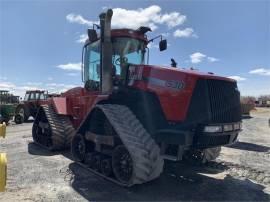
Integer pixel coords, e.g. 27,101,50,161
60,87,108,128
49,65,236,129
52,97,67,115
35,100,48,106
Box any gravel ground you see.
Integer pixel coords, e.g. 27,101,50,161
0,108,270,201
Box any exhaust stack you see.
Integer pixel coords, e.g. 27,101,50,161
99,9,113,94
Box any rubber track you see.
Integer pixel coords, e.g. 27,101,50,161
95,104,164,186
36,105,75,151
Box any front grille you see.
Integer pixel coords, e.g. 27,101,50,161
207,79,241,123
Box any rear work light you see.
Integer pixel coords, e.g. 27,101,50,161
203,126,222,133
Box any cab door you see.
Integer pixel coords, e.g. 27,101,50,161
72,40,102,127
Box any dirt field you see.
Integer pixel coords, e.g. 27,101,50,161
0,108,270,201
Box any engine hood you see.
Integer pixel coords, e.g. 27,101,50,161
127,64,236,93
127,64,238,122
143,65,235,82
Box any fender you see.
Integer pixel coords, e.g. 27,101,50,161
52,97,68,115
74,95,109,135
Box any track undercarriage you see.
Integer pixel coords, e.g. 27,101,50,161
71,104,164,186
32,104,221,186
32,105,75,151
33,104,164,186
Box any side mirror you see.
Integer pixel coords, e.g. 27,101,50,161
87,29,98,42
159,39,167,51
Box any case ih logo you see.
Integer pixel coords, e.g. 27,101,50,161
128,66,143,81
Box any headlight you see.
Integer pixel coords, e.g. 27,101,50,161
223,124,233,132
233,123,242,130
204,125,222,133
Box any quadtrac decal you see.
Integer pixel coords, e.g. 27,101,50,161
165,80,185,90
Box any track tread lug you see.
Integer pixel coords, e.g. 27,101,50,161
95,104,164,186
33,104,75,151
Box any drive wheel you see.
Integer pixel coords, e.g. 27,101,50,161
32,119,52,148
92,155,102,171
112,145,133,184
14,114,23,124
16,106,29,122
104,119,115,136
32,121,40,143
101,158,113,177
71,134,86,162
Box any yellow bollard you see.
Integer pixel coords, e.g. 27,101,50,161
0,153,7,192
0,122,7,191
0,122,6,138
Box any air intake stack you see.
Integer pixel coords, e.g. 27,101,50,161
99,9,113,94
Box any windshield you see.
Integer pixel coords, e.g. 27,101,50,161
112,37,146,75
24,92,30,101
83,37,146,83
39,93,46,100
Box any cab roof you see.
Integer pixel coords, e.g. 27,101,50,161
26,90,45,93
111,29,148,42
84,28,149,45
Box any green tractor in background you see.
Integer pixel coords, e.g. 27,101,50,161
0,90,19,124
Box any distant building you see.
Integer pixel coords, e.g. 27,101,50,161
256,97,270,107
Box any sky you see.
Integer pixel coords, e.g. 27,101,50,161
0,0,269,97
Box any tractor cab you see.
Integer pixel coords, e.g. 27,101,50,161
0,90,18,123
0,90,10,104
0,90,18,104
14,90,49,124
24,90,48,101
82,13,167,93
83,32,146,90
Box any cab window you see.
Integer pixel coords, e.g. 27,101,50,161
39,93,45,100
24,93,30,101
112,37,145,76
84,40,100,82
29,93,36,100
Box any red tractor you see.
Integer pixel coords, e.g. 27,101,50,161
32,9,242,186
15,90,48,124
